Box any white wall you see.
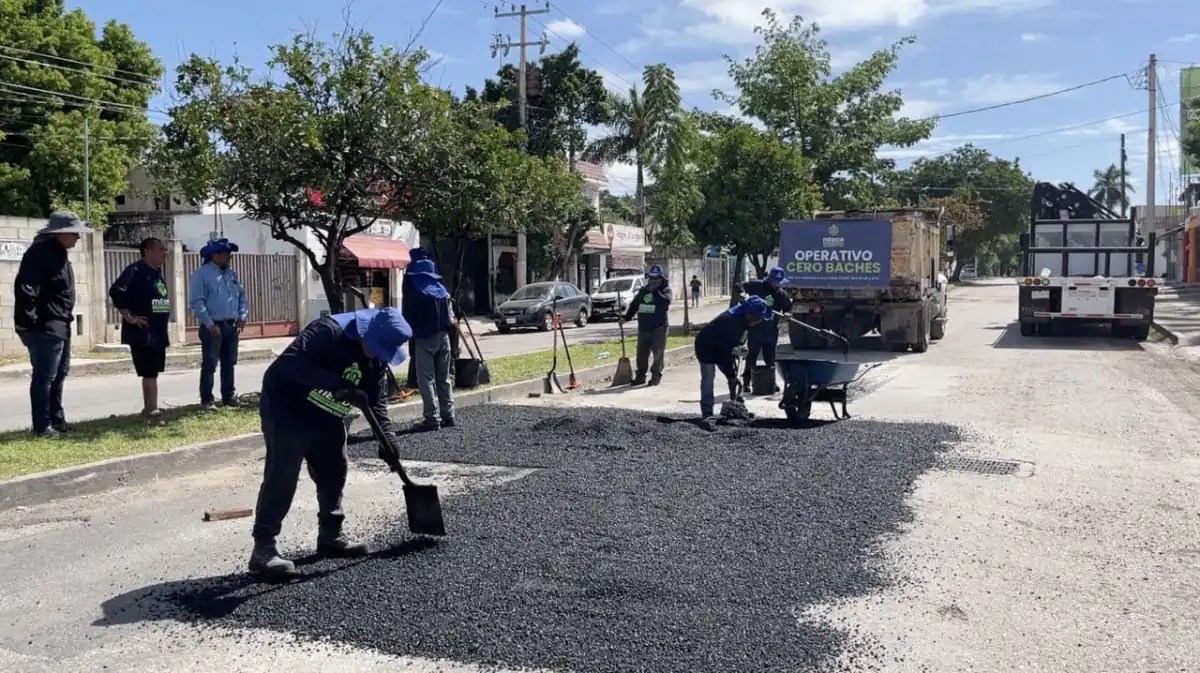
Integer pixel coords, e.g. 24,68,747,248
298,218,419,323
172,212,299,255
114,166,200,214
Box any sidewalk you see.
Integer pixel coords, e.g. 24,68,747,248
1151,284,1200,346
0,337,287,382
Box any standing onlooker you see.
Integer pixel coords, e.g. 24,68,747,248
690,274,702,308
109,238,171,421
13,212,94,437
401,258,455,430
619,264,672,386
188,238,247,409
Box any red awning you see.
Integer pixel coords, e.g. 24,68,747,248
341,235,411,269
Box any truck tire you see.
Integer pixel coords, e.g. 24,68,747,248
1019,321,1035,337
1131,324,1150,341
930,318,946,341
912,305,930,353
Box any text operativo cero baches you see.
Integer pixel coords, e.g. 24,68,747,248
786,249,882,275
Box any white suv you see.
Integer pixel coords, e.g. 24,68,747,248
589,275,645,320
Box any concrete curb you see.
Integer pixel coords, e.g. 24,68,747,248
1150,321,1181,345
0,345,697,512
0,348,278,382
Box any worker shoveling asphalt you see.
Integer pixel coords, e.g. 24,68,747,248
692,295,773,421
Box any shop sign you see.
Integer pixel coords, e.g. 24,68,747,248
0,239,28,262
604,223,646,249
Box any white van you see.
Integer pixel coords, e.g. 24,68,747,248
589,275,645,320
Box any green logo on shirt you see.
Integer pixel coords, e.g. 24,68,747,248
342,362,362,386
152,279,171,314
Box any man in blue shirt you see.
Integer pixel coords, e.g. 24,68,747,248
109,238,172,420
188,238,248,409
402,258,456,430
250,306,411,579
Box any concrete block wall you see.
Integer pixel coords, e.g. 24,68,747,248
0,215,104,358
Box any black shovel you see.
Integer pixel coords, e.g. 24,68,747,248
543,299,565,394
352,391,446,537
456,303,491,385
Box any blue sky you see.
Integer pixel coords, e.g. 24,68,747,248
76,0,1198,207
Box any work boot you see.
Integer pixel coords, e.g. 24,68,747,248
248,539,298,579
441,417,457,428
316,532,369,559
648,376,662,386
411,418,440,432
631,373,647,386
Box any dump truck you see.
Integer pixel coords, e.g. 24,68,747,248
777,208,950,353
1018,182,1158,340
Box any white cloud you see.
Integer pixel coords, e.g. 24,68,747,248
1021,32,1046,42
1061,116,1141,137
898,98,942,119
672,59,733,95
546,18,586,38
959,73,1067,105
605,162,640,196
1168,33,1197,43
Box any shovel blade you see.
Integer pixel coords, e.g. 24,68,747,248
403,483,446,537
611,357,634,387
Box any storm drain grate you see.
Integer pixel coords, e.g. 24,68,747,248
937,456,1026,476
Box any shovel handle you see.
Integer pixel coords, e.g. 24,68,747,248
773,310,850,359
350,390,418,487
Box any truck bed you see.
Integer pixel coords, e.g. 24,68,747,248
812,209,941,288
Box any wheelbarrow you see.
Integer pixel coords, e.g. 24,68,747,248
772,311,880,425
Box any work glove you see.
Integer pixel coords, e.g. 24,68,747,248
332,385,357,403
377,436,402,472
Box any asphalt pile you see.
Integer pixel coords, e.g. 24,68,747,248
154,405,959,673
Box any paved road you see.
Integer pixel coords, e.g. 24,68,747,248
0,301,729,432
3,283,1199,672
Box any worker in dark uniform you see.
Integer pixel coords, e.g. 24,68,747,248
619,264,672,386
249,306,412,579
694,296,770,418
740,266,792,392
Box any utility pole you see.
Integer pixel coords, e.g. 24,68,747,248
1145,54,1157,235
82,118,90,222
492,3,549,289
1120,133,1128,217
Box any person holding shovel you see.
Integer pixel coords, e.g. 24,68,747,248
740,266,792,393
249,306,411,580
694,296,771,419
619,265,672,386
401,257,456,431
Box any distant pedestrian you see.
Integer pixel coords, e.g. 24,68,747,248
109,237,171,421
188,238,247,409
402,258,456,430
619,265,672,386
13,211,94,437
690,275,702,308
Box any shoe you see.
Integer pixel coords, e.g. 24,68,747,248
33,428,61,439
411,419,440,432
142,409,164,426
222,398,241,408
201,401,219,411
441,418,457,428
648,377,662,386
631,375,647,386
51,423,73,434
248,540,299,579
316,533,369,559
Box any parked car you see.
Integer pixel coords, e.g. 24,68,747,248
493,281,592,333
589,275,645,321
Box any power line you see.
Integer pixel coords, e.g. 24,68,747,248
404,0,448,54
0,43,158,84
914,73,1134,122
0,84,168,118
0,51,157,88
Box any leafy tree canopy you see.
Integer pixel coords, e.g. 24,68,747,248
0,0,162,223
718,9,934,207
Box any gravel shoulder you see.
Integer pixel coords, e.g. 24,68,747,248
2,284,1199,672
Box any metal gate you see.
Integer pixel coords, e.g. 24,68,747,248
180,252,298,343
104,248,298,343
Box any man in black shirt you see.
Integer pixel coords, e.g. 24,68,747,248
13,211,94,437
619,264,672,386
250,306,411,579
109,238,172,420
694,296,770,418
740,266,792,391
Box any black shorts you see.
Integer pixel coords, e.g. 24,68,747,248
130,346,167,379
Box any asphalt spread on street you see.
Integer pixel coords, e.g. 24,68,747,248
103,405,959,673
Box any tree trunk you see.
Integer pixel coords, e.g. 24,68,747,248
749,253,768,278
681,252,690,330
635,159,645,229
319,266,345,314
950,257,964,282
732,252,745,290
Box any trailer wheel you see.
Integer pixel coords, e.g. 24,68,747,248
1131,324,1150,341
912,305,930,353
930,318,945,341
1019,321,1035,337
890,342,908,353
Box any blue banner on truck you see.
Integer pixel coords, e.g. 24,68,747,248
779,219,892,287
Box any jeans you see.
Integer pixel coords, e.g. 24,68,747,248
252,403,348,542
414,333,454,423
691,290,700,307
199,321,240,403
698,355,737,417
636,326,668,380
19,331,70,433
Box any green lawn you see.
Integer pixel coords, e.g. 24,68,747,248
0,335,691,480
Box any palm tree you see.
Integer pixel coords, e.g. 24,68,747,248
1089,163,1133,213
583,64,683,230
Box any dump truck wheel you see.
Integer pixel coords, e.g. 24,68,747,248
1131,324,1150,341
930,318,946,341
912,305,930,353
1019,321,1035,337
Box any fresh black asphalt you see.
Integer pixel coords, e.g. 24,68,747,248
103,405,958,673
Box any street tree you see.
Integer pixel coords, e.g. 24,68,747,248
718,9,934,207
692,124,822,277
889,145,1033,279
476,43,608,164
155,28,448,313
1183,96,1200,174
647,115,705,326
0,3,162,222
584,63,684,231
1089,163,1133,213
599,189,635,223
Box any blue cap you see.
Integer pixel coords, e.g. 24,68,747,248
354,307,413,366
767,266,787,284
729,295,771,320
647,265,665,278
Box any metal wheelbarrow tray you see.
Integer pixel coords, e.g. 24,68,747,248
775,357,880,424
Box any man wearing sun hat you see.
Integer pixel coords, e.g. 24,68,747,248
402,256,456,431
188,237,248,409
739,266,792,393
248,305,412,579
13,211,95,437
693,296,772,419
